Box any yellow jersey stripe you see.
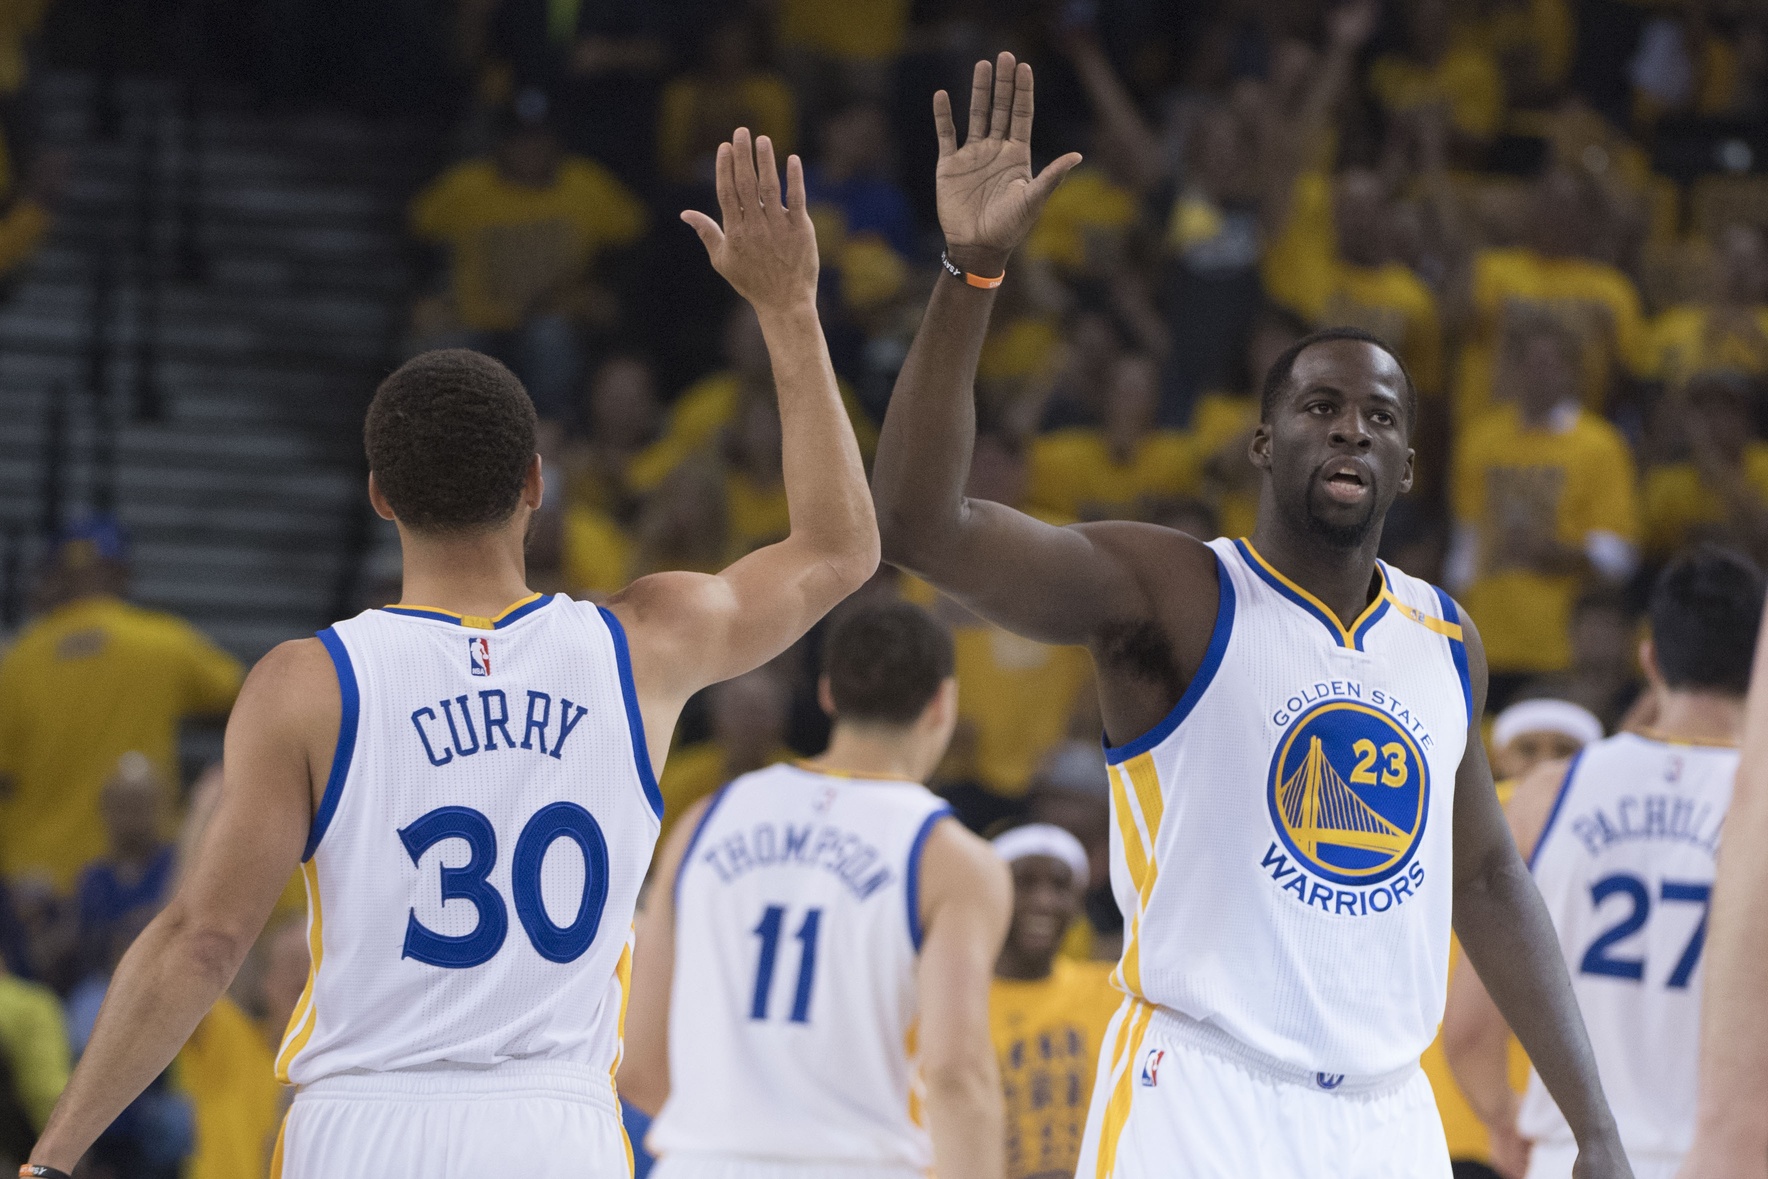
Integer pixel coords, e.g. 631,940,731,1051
384,592,546,630
1113,755,1165,997
275,859,325,1081
609,938,633,1090
1094,1001,1154,1179
269,1112,287,1179
1108,766,1150,994
1384,591,1465,640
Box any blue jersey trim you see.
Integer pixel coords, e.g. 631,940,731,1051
906,806,953,952
597,605,663,821
1528,750,1583,872
304,627,360,861
673,782,735,910
1105,551,1236,765
1431,585,1474,727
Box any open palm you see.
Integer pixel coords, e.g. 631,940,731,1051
935,53,1082,273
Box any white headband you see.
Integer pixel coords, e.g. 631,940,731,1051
992,823,1089,885
1492,698,1604,752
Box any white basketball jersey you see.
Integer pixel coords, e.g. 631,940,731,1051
1104,537,1470,1083
646,763,952,1169
1518,732,1734,1162
275,593,662,1091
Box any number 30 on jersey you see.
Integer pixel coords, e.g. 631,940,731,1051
399,802,610,968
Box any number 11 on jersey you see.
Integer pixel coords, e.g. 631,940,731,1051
751,904,822,1023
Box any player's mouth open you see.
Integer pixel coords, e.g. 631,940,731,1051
1320,462,1371,504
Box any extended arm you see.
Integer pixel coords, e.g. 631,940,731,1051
29,639,331,1173
1677,601,1768,1179
612,130,878,758
916,820,1012,1179
617,795,712,1116
873,54,1185,647
1449,619,1631,1178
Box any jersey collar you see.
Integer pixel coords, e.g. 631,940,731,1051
382,592,551,630
1235,539,1391,651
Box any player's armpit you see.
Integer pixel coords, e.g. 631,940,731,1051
915,819,1011,1179
619,793,712,1117
29,637,331,1174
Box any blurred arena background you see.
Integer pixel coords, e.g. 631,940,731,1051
0,0,1765,1175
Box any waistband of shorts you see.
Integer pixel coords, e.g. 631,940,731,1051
1145,1005,1421,1097
296,1059,619,1113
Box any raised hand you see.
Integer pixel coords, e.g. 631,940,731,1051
934,52,1083,277
681,128,817,313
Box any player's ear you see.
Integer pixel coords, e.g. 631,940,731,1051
1639,637,1662,689
367,471,397,522
1400,448,1416,495
1249,423,1273,471
817,674,836,717
523,453,545,511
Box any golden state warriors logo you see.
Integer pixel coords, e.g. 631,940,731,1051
1267,701,1429,885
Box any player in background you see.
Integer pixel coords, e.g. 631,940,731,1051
23,128,877,1179
1445,547,1763,1179
871,52,1630,1178
988,824,1121,1179
620,601,1010,1179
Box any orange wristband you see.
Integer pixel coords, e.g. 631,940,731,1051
940,250,1004,289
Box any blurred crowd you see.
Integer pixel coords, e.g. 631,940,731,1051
4,0,1768,1175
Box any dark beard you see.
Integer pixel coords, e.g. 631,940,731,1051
1303,487,1379,549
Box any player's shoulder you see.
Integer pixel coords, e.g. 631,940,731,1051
1506,753,1581,859
920,817,1010,910
238,636,339,721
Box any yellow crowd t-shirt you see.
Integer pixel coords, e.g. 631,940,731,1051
991,958,1123,1179
1642,305,1768,389
951,625,1093,798
410,156,646,332
0,596,243,887
1453,406,1641,675
1455,249,1648,426
1641,446,1768,558
1026,429,1202,521
1368,44,1506,140
174,996,283,1179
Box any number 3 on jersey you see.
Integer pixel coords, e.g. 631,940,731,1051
399,802,610,968
750,904,822,1023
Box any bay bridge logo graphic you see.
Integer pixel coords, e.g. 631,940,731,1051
1266,701,1429,885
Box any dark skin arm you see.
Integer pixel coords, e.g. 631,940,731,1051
1449,614,1631,1179
872,53,1220,744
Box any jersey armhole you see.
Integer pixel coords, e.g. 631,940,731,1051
304,627,360,861
1103,549,1236,765
596,605,664,823
1527,750,1584,872
1429,586,1474,727
905,806,955,952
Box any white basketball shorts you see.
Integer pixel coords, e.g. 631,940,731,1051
272,1061,632,1179
1075,1000,1453,1179
650,1157,924,1179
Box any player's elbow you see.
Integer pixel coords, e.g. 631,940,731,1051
921,1047,999,1111
876,496,949,574
160,904,255,988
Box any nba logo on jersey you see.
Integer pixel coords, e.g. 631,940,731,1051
1141,1048,1165,1087
469,636,490,677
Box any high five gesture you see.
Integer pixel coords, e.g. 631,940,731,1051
934,53,1082,277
